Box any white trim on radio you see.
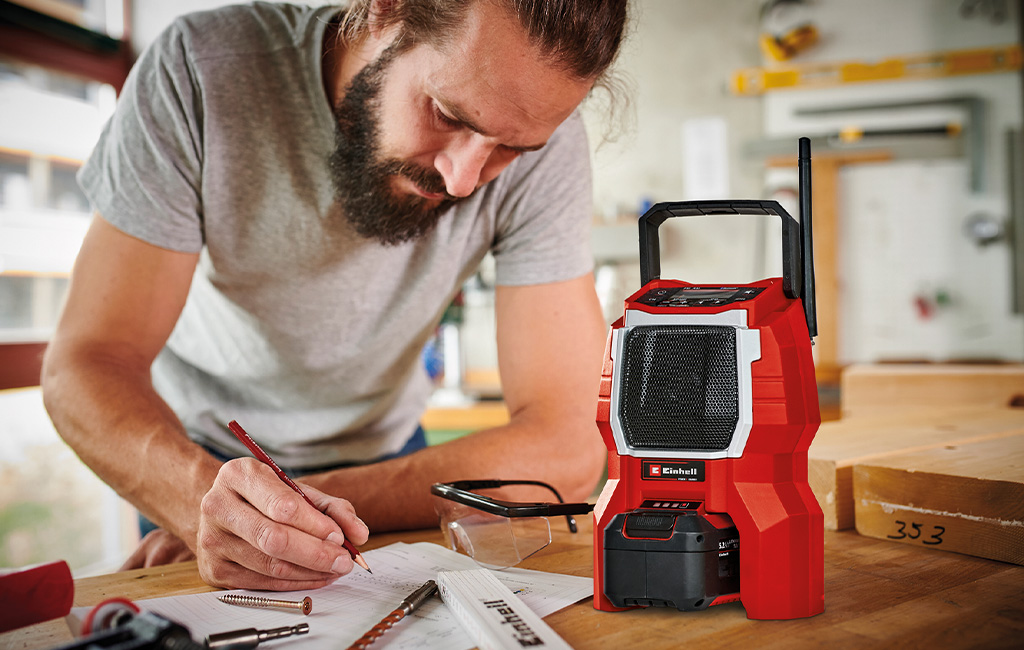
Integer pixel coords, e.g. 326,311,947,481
609,309,762,460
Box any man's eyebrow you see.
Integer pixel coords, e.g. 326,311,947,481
438,99,548,153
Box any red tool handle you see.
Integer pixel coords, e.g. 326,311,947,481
0,560,74,633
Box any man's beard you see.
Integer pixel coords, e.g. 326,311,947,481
328,46,460,246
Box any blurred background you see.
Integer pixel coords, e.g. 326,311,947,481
1,0,1021,575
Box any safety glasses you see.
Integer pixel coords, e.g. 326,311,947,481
430,480,595,569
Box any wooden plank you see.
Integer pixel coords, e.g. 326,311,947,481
808,407,1024,530
841,363,1024,419
812,157,841,382
421,401,509,431
853,434,1024,565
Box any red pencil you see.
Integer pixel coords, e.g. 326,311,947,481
227,420,372,574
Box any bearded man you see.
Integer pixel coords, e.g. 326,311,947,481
42,0,628,591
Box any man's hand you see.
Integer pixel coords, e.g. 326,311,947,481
121,529,195,570
196,457,370,590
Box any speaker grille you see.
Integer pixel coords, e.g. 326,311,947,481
618,325,739,450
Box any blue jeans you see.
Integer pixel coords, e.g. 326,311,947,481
138,424,427,538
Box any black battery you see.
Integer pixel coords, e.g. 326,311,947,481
601,510,740,611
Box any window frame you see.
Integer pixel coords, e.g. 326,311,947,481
0,0,131,386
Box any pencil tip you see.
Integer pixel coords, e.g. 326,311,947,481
354,555,372,573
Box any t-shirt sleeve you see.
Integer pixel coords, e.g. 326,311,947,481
490,110,594,286
77,19,205,252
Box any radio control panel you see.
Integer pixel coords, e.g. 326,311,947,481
636,286,764,308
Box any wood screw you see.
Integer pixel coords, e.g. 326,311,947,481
217,594,313,615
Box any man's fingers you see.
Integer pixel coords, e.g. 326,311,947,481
197,550,341,591
198,530,340,585
224,459,347,542
201,472,354,577
120,529,196,571
225,459,368,552
120,544,147,571
197,499,348,587
197,457,369,589
303,482,370,546
245,514,353,576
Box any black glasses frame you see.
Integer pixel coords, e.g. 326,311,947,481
431,479,594,533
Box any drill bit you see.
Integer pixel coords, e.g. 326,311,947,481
206,622,309,649
345,580,438,650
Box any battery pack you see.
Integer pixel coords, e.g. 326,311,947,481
602,508,739,611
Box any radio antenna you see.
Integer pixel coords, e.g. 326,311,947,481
798,137,818,338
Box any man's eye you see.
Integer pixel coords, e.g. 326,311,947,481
432,103,461,128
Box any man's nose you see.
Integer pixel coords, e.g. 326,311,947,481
437,136,494,198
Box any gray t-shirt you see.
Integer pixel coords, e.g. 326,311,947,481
78,2,594,468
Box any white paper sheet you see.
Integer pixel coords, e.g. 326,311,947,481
70,542,592,650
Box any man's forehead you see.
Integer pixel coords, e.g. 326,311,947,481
408,2,592,148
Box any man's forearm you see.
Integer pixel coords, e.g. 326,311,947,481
41,350,220,550
42,351,604,537
311,275,610,533
302,413,606,532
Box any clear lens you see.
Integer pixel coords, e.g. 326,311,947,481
433,497,552,569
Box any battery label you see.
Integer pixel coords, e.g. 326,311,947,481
642,460,705,481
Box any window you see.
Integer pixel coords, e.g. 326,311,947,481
0,152,30,208
0,57,114,338
0,0,131,578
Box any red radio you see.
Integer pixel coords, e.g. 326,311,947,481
593,138,824,620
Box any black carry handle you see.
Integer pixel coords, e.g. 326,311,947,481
639,200,802,295
637,138,817,338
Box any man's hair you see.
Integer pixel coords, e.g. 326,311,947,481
338,0,629,83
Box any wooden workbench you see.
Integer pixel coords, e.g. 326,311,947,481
3,518,1022,650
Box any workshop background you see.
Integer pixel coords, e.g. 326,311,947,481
1,0,1021,576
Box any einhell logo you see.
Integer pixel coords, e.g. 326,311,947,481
642,460,705,481
482,599,543,647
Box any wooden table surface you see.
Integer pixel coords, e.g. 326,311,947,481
3,519,1022,650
